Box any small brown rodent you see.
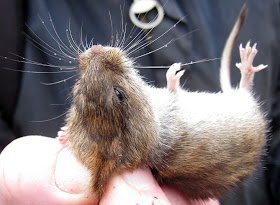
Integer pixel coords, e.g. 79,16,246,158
62,4,267,200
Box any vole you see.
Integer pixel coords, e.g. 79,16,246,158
58,4,267,200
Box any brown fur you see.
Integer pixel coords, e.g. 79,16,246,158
66,47,158,198
64,4,266,200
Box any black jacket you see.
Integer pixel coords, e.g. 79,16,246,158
1,0,280,204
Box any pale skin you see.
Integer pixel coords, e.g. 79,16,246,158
0,136,219,205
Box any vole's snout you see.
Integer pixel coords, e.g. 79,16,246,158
79,45,104,71
91,45,104,56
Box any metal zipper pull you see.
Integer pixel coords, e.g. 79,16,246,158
129,0,164,29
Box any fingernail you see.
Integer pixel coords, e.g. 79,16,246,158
54,147,91,194
122,167,158,191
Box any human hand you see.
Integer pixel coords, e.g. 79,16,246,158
0,136,219,205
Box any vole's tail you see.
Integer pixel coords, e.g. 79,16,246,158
220,4,248,92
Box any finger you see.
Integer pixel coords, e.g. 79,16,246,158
0,136,97,205
239,43,245,62
235,62,242,69
245,41,251,60
162,186,220,205
100,167,171,205
254,64,267,72
247,43,258,66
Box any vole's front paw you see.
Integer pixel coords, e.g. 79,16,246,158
166,63,184,92
236,42,267,91
57,126,68,144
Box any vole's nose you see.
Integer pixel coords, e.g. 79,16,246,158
91,45,104,55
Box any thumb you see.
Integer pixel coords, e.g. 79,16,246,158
0,136,98,205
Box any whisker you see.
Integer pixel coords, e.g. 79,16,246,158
84,34,89,49
116,5,124,48
121,15,142,50
123,7,163,52
118,4,128,48
119,23,128,49
0,66,77,74
123,18,155,53
66,19,83,55
25,24,76,61
85,36,95,49
134,65,170,69
132,37,175,60
124,25,156,54
127,16,187,56
132,28,197,61
122,27,145,52
40,73,79,85
124,0,170,53
31,111,68,123
79,23,87,51
181,58,221,67
2,54,77,70
134,58,220,69
25,34,76,62
47,13,81,57
181,77,188,88
89,38,95,48
50,103,67,106
37,15,78,59
108,11,115,47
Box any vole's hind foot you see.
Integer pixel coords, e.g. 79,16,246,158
236,42,267,91
57,126,68,144
166,63,184,92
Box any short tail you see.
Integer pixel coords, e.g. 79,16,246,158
220,4,248,92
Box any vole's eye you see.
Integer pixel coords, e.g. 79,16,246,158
114,88,124,102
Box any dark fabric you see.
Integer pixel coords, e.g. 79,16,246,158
0,0,24,151
1,0,280,204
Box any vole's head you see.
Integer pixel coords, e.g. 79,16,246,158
67,45,157,167
78,45,136,113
